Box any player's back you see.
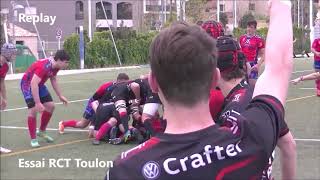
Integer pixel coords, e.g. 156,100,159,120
21,58,57,85
108,125,269,180
107,94,284,180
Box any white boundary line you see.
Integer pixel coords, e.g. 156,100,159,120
0,126,88,132
5,65,149,81
1,98,89,112
292,70,314,74
299,88,316,90
0,126,319,142
294,138,320,142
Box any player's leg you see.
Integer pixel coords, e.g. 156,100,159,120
37,86,55,142
115,99,131,142
93,117,117,145
142,92,162,136
59,98,94,134
314,60,320,96
130,104,142,125
92,103,115,143
21,81,40,148
248,61,258,87
27,104,40,148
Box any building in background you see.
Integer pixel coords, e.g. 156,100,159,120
0,0,144,57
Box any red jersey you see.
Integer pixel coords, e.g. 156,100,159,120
312,38,320,61
239,34,265,62
0,62,9,78
21,58,59,86
95,81,114,98
209,89,225,120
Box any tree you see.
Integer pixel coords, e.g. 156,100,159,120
186,0,206,23
219,12,228,27
239,12,255,29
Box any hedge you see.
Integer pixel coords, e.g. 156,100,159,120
63,29,157,69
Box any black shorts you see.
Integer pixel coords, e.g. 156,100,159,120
145,92,161,104
94,102,119,130
111,83,130,102
134,79,149,104
25,94,53,109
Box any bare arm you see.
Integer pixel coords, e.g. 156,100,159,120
0,78,7,109
130,82,141,101
252,0,293,105
31,75,42,104
291,72,320,84
50,76,62,97
311,48,320,55
0,78,6,101
50,76,68,104
257,48,265,68
277,132,296,180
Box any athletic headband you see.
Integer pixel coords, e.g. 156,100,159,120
1,43,17,62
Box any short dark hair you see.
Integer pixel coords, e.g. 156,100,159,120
247,20,257,29
54,50,70,61
149,23,217,106
117,73,129,81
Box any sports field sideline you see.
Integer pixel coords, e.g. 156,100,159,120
0,58,319,180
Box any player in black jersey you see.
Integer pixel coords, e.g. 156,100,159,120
106,1,293,179
214,36,296,180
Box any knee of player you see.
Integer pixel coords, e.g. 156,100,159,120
28,109,37,117
130,82,140,90
45,102,55,112
78,119,90,128
108,117,118,126
142,113,153,122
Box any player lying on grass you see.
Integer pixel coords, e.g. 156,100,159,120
90,101,119,145
58,73,129,134
21,50,69,148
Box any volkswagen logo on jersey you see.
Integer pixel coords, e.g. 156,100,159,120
142,161,160,180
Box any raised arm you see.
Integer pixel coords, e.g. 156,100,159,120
252,0,293,106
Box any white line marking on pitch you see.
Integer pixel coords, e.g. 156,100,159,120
0,126,88,132
299,88,316,90
1,99,89,112
294,138,320,142
1,126,319,142
60,80,91,84
292,70,313,74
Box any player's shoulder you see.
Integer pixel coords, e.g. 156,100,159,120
254,35,264,40
0,62,9,69
315,38,320,44
239,34,246,40
35,58,51,68
119,138,161,161
103,81,114,87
